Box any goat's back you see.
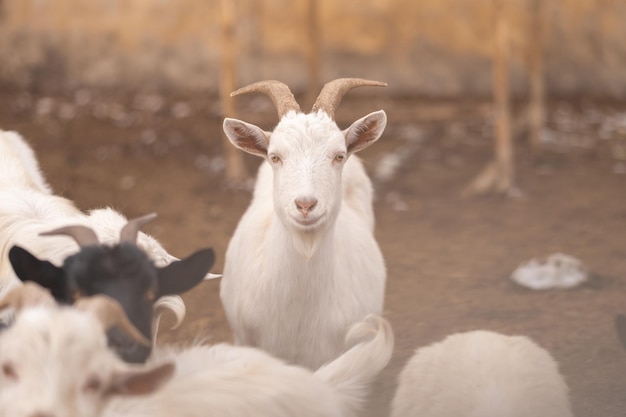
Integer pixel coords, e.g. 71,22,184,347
391,330,573,417
0,130,52,193
103,344,344,417
0,195,177,296
340,155,375,230
0,189,80,293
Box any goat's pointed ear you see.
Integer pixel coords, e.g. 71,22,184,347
156,248,215,297
343,110,387,154
615,314,626,349
8,246,67,301
223,118,270,157
108,362,175,396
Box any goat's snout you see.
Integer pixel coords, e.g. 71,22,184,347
295,197,318,216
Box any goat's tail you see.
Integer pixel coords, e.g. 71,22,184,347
315,314,394,417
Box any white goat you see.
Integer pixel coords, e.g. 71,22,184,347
221,78,388,369
0,130,184,323
390,330,574,417
0,284,394,417
0,285,173,417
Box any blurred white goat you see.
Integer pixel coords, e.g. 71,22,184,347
391,330,574,417
0,284,394,417
0,130,185,324
221,78,388,369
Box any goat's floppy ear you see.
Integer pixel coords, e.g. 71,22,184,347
343,110,387,154
614,314,626,349
223,118,270,157
8,246,67,301
156,248,215,297
107,362,175,396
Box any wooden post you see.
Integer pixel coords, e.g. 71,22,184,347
463,0,514,196
492,0,513,191
219,0,248,183
304,0,321,109
527,0,545,152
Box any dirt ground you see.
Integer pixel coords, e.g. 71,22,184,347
1,89,625,417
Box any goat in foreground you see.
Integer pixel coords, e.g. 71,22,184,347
0,284,175,417
0,284,394,417
390,330,573,417
8,217,215,363
221,78,388,368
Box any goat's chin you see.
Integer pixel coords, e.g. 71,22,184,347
291,231,323,260
288,212,326,231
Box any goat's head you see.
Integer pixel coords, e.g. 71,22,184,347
0,283,174,417
223,78,387,234
8,214,216,363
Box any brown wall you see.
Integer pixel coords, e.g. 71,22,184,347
1,0,625,98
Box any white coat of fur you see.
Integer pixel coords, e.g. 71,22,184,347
221,110,387,369
0,306,138,417
0,130,183,322
390,330,574,417
104,314,393,417
0,304,393,417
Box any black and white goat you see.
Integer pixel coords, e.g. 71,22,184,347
8,217,215,363
0,130,182,290
0,129,216,362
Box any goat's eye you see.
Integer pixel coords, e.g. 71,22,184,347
2,362,17,380
334,154,346,163
269,154,282,164
83,376,102,393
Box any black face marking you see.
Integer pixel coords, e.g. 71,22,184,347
10,243,215,364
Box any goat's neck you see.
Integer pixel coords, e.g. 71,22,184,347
273,219,335,262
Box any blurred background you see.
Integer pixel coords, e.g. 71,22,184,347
0,0,625,97
0,1,625,416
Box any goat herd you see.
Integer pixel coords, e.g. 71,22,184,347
0,78,600,416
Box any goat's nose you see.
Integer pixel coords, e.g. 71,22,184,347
295,197,318,215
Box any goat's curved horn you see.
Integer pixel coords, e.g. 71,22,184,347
119,213,157,244
75,295,150,347
311,78,387,120
0,282,56,312
231,80,301,118
40,224,100,247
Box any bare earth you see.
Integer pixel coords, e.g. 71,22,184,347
1,90,625,417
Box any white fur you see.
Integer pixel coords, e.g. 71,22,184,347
104,314,392,417
0,130,53,194
0,306,131,417
390,330,574,417
0,304,393,417
221,110,387,369
0,130,183,325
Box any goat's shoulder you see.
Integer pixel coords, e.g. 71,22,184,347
0,189,78,234
251,162,273,201
340,156,375,227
